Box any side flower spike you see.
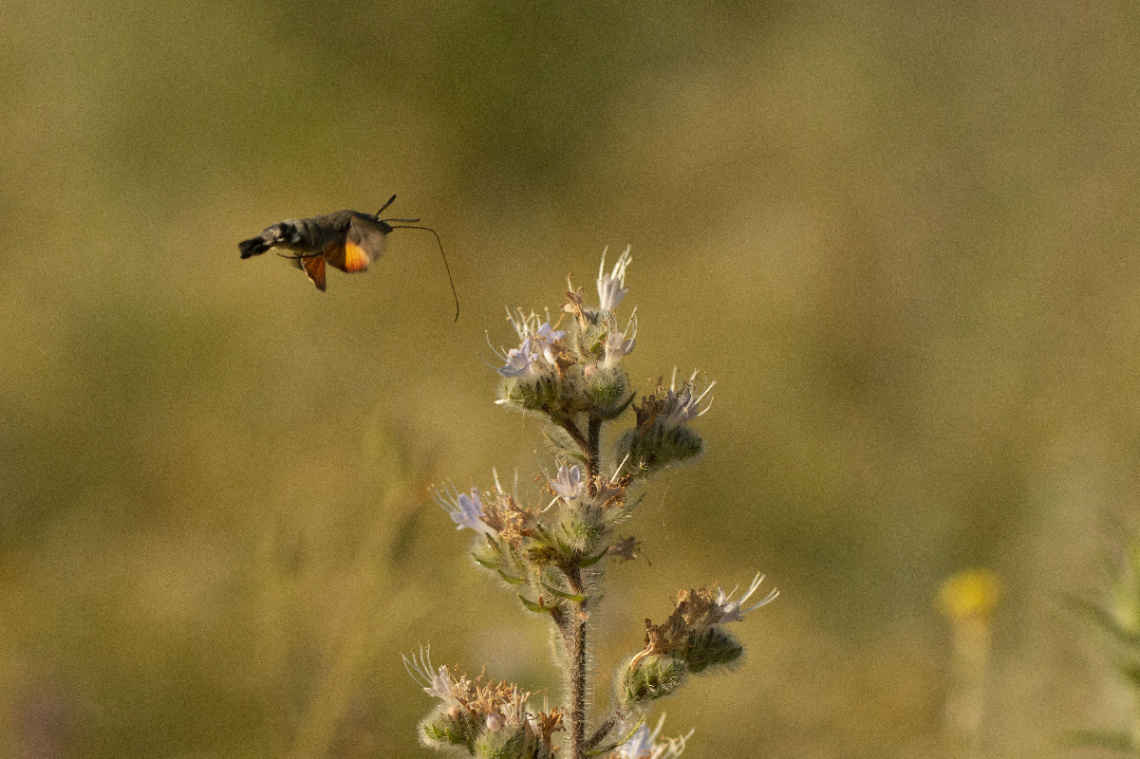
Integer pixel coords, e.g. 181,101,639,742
661,369,715,426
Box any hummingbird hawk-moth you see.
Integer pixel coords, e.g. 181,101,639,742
238,195,458,320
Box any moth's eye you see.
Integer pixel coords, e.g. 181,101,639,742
277,222,300,242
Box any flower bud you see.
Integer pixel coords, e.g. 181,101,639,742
616,654,688,709
616,422,704,477
500,373,561,414
556,502,607,554
420,704,480,750
585,366,632,420
473,723,538,759
678,626,743,674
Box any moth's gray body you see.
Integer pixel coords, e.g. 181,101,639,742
238,210,392,261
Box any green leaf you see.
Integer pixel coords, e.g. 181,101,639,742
1068,596,1140,648
1115,659,1140,691
579,548,609,568
496,568,528,585
472,554,498,569
541,580,587,603
1061,728,1139,753
586,721,644,757
612,391,637,417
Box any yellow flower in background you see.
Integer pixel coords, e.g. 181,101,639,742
938,569,1002,623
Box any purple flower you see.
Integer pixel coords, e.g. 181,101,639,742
493,310,565,377
550,463,585,500
603,312,637,369
433,486,497,537
533,321,566,365
497,337,538,377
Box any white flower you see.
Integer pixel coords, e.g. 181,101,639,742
499,686,530,727
602,311,637,369
616,716,691,759
597,246,632,312
662,368,715,426
533,321,566,365
497,337,538,377
402,646,459,705
713,573,779,623
550,463,585,500
433,486,497,537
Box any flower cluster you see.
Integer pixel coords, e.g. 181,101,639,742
616,369,714,477
492,248,641,431
617,575,778,708
410,249,776,759
432,463,632,608
405,647,563,758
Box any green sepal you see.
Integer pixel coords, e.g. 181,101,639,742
579,548,609,568
606,493,645,523
598,391,637,422
541,580,587,603
617,654,687,708
474,723,541,759
472,553,498,570
419,705,481,751
497,569,528,585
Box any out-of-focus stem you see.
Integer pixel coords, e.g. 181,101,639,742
585,709,626,751
944,615,991,759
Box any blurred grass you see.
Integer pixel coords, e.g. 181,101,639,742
2,0,1140,757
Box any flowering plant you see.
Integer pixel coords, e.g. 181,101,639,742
407,248,777,759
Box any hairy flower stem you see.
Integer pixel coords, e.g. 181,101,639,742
558,417,589,454
586,415,602,484
565,568,588,759
570,611,587,759
570,417,605,758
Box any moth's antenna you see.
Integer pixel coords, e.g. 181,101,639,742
389,224,460,322
376,194,398,216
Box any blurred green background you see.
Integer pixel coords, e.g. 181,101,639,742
3,0,1139,756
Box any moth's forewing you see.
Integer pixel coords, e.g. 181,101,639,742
301,254,327,291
